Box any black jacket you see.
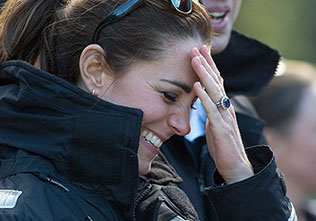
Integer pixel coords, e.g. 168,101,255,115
159,31,295,220
0,60,285,221
0,58,294,220
0,61,143,220
0,61,292,221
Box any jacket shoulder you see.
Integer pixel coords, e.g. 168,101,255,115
0,173,80,221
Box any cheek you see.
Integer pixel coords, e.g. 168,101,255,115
137,97,170,123
232,0,242,21
142,105,169,122
108,82,171,123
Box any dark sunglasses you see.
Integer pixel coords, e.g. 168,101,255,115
92,0,193,42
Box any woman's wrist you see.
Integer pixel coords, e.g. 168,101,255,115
225,163,254,185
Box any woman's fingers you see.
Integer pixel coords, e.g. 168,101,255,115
193,81,223,126
191,47,233,128
191,47,222,89
200,45,224,88
190,46,254,184
191,54,224,106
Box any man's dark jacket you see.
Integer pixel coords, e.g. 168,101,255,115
159,31,294,220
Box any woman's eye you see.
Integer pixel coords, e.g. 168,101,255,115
162,92,177,102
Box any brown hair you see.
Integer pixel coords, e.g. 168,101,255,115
0,0,212,83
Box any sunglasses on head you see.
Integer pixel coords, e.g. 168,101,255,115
92,0,193,42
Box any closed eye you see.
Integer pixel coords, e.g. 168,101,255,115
162,91,197,110
161,91,177,102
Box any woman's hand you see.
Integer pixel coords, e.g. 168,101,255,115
191,45,254,184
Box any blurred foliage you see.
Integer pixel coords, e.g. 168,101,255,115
234,0,316,65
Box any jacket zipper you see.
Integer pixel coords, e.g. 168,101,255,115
160,191,192,221
133,184,152,220
38,173,98,220
38,173,69,192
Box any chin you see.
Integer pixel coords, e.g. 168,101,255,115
212,31,231,55
138,162,152,175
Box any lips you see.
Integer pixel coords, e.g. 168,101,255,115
208,10,229,32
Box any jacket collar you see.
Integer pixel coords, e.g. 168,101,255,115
0,60,143,218
142,151,183,185
214,30,280,96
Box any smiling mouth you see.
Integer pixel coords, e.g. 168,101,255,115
141,129,163,149
209,11,227,23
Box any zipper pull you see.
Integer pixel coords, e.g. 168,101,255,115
38,173,69,192
84,216,94,221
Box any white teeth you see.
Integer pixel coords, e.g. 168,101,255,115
153,137,160,148
146,132,153,141
209,11,225,17
157,141,162,148
141,130,148,137
211,18,222,23
141,130,163,149
209,11,226,23
151,135,158,144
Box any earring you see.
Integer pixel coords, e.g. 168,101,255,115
91,88,95,96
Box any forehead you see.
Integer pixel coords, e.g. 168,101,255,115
157,38,204,77
126,38,205,83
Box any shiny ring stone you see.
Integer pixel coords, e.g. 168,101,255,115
215,96,230,110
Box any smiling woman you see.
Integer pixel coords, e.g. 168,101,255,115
97,39,201,175
0,0,294,220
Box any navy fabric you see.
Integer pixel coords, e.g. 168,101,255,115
207,146,292,221
218,30,280,96
0,60,143,220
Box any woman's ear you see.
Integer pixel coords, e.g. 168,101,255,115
79,44,115,97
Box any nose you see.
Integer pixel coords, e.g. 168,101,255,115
168,108,191,136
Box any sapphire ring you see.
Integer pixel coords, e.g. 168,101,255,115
215,96,230,110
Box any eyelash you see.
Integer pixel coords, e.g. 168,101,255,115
161,91,197,110
162,91,177,102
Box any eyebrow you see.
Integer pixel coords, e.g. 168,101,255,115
160,79,191,93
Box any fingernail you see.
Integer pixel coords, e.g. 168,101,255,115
193,47,199,55
202,45,210,53
195,81,202,89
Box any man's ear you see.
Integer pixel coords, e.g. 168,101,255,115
79,44,115,97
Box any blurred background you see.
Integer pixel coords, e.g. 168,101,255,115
234,0,316,65
236,1,316,219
